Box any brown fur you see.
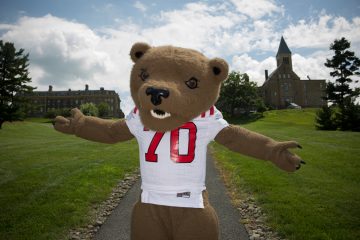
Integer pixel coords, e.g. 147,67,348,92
54,109,133,143
54,42,303,172
130,43,228,132
53,42,303,240
215,125,302,172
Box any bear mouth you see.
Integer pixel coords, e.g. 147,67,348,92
150,109,171,119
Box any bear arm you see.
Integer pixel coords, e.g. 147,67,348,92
214,124,277,161
74,117,134,144
214,125,302,172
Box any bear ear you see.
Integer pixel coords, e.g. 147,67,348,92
209,58,229,82
130,42,151,63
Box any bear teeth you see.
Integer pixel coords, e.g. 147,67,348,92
151,109,171,119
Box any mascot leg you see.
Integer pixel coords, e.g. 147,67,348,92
130,191,219,240
173,191,219,240
130,201,169,240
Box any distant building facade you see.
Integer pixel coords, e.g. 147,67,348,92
261,37,326,109
25,85,124,118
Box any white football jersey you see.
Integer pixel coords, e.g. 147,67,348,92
125,106,229,208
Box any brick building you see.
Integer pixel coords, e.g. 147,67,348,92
261,37,326,109
25,85,124,118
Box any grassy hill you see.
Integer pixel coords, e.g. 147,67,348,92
0,120,139,240
213,109,360,240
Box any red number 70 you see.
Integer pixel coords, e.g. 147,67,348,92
145,122,197,163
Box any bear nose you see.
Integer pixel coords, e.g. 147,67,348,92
146,87,169,106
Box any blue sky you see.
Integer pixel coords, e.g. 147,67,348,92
1,0,359,28
1,0,359,113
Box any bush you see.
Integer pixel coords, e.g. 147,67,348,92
44,109,58,119
97,102,110,118
337,101,360,131
315,106,337,130
44,108,72,118
57,108,72,117
315,102,360,131
80,103,98,116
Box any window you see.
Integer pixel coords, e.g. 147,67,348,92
283,57,289,64
283,83,289,92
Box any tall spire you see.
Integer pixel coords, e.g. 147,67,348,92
276,36,291,57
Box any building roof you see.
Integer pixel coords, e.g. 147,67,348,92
26,90,118,97
23,85,119,98
276,36,291,57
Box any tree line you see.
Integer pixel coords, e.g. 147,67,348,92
44,102,111,118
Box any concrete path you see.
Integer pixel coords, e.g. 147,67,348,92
95,153,249,240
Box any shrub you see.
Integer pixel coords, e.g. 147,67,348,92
45,109,58,119
337,101,360,131
97,102,110,118
315,106,337,130
80,103,98,116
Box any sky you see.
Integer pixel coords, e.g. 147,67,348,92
1,0,360,113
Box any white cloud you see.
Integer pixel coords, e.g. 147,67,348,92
1,2,359,113
142,2,241,54
229,0,284,19
134,1,147,12
231,52,331,88
284,15,360,51
292,52,330,80
232,54,276,85
0,15,141,112
1,15,111,88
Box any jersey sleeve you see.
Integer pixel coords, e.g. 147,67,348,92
125,108,143,136
207,107,229,140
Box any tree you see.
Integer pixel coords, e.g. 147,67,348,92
335,98,360,131
317,37,360,131
97,102,110,118
324,37,360,106
80,103,98,116
315,106,337,130
0,40,35,128
216,71,264,117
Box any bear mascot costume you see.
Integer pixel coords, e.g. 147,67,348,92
54,42,304,240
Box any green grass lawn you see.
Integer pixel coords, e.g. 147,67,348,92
0,120,139,240
212,109,360,240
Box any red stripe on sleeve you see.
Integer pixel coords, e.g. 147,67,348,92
201,112,206,118
133,107,138,114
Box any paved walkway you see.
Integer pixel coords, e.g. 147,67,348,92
95,153,249,240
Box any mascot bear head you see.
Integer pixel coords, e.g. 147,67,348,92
129,42,229,132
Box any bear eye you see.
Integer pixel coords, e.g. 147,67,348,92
139,69,149,81
185,77,199,89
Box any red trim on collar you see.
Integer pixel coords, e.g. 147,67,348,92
200,106,215,118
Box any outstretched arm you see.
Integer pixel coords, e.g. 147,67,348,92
54,108,134,144
214,125,305,172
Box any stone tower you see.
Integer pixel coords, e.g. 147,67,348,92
276,36,292,71
261,37,326,109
